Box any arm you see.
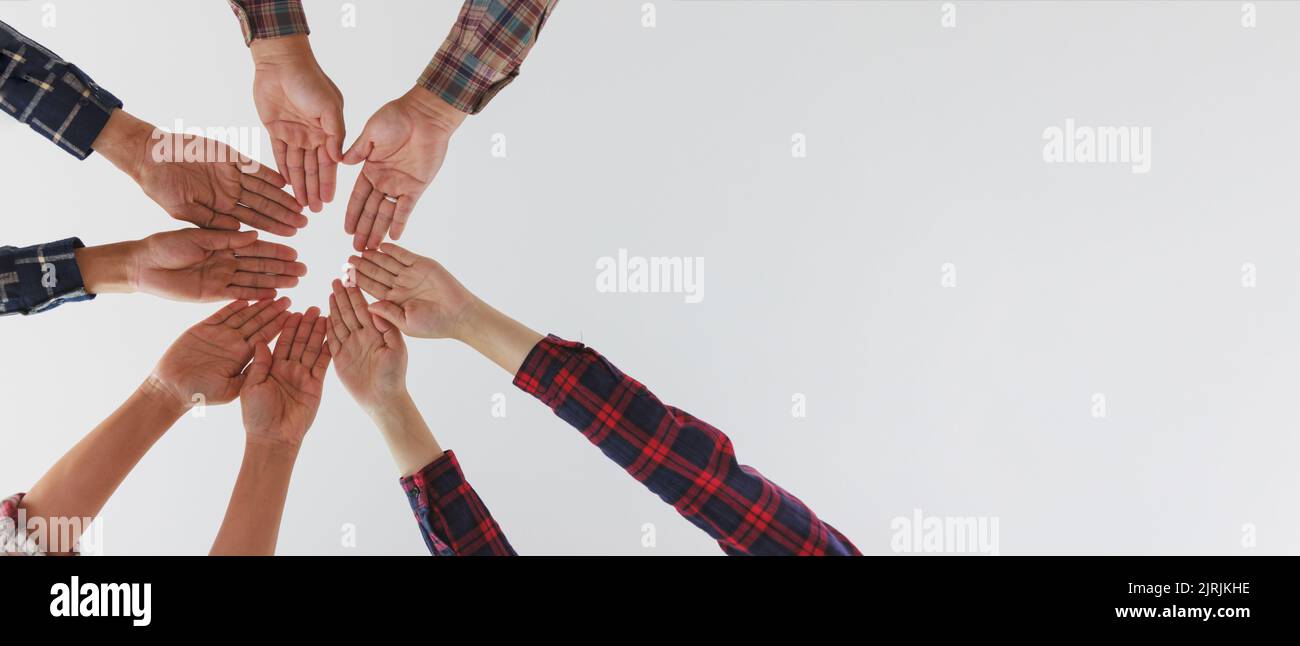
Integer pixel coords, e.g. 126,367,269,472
0,238,93,316
211,307,330,555
0,19,122,159
227,1,345,213
339,0,558,249
15,298,290,554
350,244,861,556
328,279,515,556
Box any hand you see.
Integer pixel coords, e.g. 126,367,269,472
344,242,477,339
342,87,467,250
241,307,331,448
328,279,408,413
94,110,308,236
151,298,293,409
133,229,306,301
251,35,346,213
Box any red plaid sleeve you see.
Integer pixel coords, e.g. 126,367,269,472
227,0,310,45
418,0,558,114
514,335,861,556
400,451,516,556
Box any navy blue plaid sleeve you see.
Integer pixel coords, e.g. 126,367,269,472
0,20,123,160
400,450,516,556
514,335,862,556
0,238,93,316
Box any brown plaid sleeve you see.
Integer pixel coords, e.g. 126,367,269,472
227,0,310,46
419,0,558,115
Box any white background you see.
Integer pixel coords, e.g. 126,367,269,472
3,0,1298,555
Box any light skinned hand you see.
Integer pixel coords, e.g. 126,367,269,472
344,242,477,339
240,307,331,448
135,228,306,301
94,110,308,235
328,279,408,413
250,35,346,213
150,297,293,409
341,86,467,251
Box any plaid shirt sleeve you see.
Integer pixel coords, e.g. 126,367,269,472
419,0,558,114
514,335,862,556
227,0,310,45
400,450,516,556
0,20,123,160
0,238,93,316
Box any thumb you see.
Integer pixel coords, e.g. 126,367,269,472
243,343,273,388
369,300,408,332
323,107,346,164
196,229,258,251
341,124,374,165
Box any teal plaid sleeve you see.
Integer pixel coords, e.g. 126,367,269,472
228,0,310,45
0,238,93,316
419,0,558,114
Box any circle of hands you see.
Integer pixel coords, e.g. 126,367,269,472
140,42,473,448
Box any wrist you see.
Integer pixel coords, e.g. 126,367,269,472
92,109,153,182
137,374,191,419
401,86,468,134
74,241,140,295
250,34,315,67
244,435,302,462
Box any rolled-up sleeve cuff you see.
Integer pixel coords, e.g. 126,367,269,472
0,238,94,316
511,334,591,407
0,37,123,159
228,0,310,45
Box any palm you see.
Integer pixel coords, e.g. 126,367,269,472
357,102,450,202
254,68,342,151
389,260,471,338
138,239,232,301
155,325,253,406
242,363,323,446
138,148,244,227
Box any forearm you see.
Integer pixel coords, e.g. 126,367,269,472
74,240,140,295
20,377,186,546
210,440,299,556
368,392,443,478
456,298,544,376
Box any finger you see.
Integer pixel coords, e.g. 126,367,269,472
318,146,338,204
240,173,305,217
361,248,405,275
286,146,307,207
271,139,291,190
290,307,319,362
327,293,350,341
177,203,240,231
224,285,276,300
250,310,292,345
331,279,363,331
224,297,277,329
236,240,299,262
302,313,328,367
353,274,390,299
238,184,309,228
326,323,341,357
344,173,372,235
343,283,372,328
235,297,292,338
243,157,288,188
352,189,383,252
232,272,300,289
350,255,397,286
244,343,273,387
235,256,308,277
311,342,332,380
193,229,258,251
230,204,297,237
371,310,392,333
275,312,304,360
390,194,418,240
367,196,395,251
368,299,407,331
304,146,322,213
378,242,419,267
204,300,249,325
379,317,403,348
